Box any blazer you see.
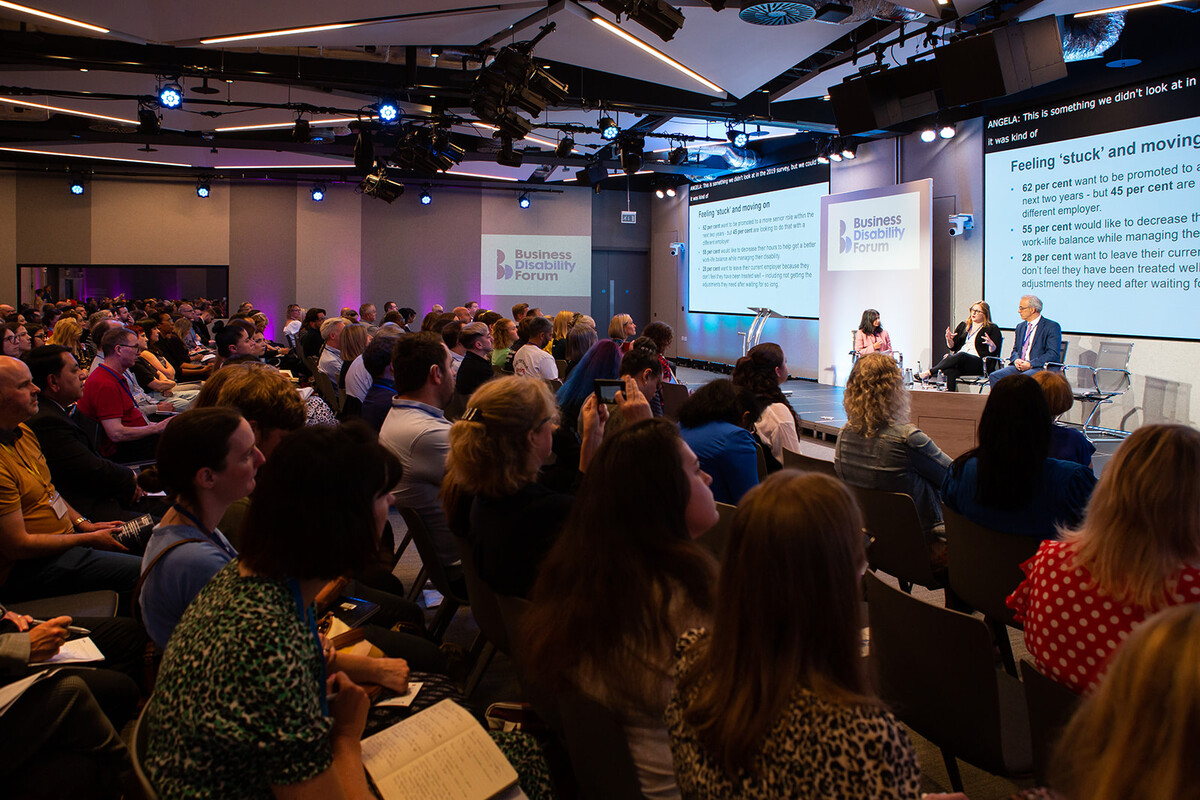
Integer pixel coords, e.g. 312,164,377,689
951,321,1003,361
26,399,137,519
1008,316,1062,368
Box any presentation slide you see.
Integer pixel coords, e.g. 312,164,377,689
984,67,1200,340
688,159,828,318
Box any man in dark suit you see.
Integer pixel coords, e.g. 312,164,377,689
23,345,143,521
988,294,1062,385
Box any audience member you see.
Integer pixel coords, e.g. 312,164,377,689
1031,370,1095,467
550,310,574,360
336,323,370,404
1,322,30,358
317,316,347,387
666,471,921,799
454,322,495,399
642,321,677,385
281,303,303,343
943,374,1097,538
678,379,763,505
359,333,399,432
137,407,263,648
525,418,718,799
835,353,951,541
609,313,637,353
0,356,138,603
76,326,170,462
491,317,518,368
25,345,142,521
47,316,90,369
555,339,624,434
511,302,529,322
155,312,210,380
731,342,800,464
442,320,465,376
214,318,256,366
296,307,326,358
563,322,598,378
512,316,557,379
145,424,410,799
1007,423,1200,693
452,306,472,324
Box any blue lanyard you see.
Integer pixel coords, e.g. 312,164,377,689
97,364,139,404
170,504,238,561
392,399,443,420
287,578,329,717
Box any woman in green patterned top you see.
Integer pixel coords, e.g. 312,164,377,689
145,422,402,800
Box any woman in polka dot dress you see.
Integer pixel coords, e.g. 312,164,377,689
1007,424,1200,693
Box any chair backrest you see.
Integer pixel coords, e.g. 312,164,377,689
865,571,1031,776
555,358,568,376
555,685,646,800
129,700,159,800
453,534,510,654
8,589,119,619
659,382,689,421
781,448,838,478
69,405,102,450
943,505,1040,625
1095,341,1133,393
310,369,339,411
851,486,941,590
1019,658,1082,786
696,501,737,562
495,593,565,734
398,507,469,606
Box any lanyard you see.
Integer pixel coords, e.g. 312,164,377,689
2,441,51,493
287,578,329,717
97,364,139,403
392,399,443,420
170,504,238,560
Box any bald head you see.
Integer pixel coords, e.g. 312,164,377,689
453,307,472,323
0,356,39,427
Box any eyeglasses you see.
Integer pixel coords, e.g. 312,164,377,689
1018,305,1032,311
1,336,16,344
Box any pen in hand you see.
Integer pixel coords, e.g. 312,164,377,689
29,619,91,637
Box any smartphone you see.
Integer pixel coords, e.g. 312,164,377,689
594,378,624,404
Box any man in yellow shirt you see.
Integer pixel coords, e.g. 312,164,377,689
0,356,136,603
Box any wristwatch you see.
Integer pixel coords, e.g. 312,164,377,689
73,515,89,527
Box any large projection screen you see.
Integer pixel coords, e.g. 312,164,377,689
984,67,1200,340
819,179,933,385
687,159,829,318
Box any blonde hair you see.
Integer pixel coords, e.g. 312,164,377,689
842,353,908,437
608,314,632,339
1066,424,1200,609
251,312,269,333
338,324,370,363
491,318,517,350
442,377,558,511
552,310,575,341
1051,604,1200,800
48,317,82,349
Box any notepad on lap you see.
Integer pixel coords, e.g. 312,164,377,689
361,699,519,800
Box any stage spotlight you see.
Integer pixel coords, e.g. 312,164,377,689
596,0,685,41
598,116,619,140
655,188,665,199
727,128,748,148
829,151,842,162
377,101,399,123
137,107,160,135
619,134,645,175
291,119,311,143
816,152,830,164
666,186,676,197
920,127,937,143
359,165,405,203
518,192,531,209
69,175,85,195
841,143,857,159
668,145,687,165
470,32,568,141
496,135,525,168
158,82,183,109
939,123,956,140
420,186,432,205
196,177,211,198
311,184,325,202
555,136,574,158
353,129,375,174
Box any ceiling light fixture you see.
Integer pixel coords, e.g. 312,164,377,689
158,82,183,109
291,118,311,143
471,24,568,141
497,135,524,168
0,98,138,126
920,126,937,143
1075,0,1171,17
666,186,676,197
599,116,620,140
0,146,190,167
555,136,575,158
668,145,687,165
595,0,685,42
311,184,325,202
199,22,357,45
939,123,957,140
196,177,211,198
359,164,405,203
0,1,109,33
420,186,432,205
589,16,723,93
69,174,85,195
655,187,666,198
518,192,531,209
727,128,748,148
816,152,830,164
619,133,645,175
377,101,399,123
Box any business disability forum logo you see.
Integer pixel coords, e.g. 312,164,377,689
495,247,578,282
837,215,906,254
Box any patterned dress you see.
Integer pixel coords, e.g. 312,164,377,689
665,629,921,800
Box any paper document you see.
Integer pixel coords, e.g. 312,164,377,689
31,637,105,666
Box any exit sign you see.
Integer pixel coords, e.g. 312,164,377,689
620,210,637,224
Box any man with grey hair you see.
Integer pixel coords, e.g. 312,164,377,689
454,321,495,398
988,294,1062,385
317,316,347,387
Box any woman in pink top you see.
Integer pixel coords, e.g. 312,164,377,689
1007,423,1200,693
854,309,892,357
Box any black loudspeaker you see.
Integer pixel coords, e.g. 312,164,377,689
829,60,940,135
935,16,1067,107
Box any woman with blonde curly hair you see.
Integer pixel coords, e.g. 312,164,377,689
490,317,518,367
835,353,951,539
550,309,575,360
48,316,90,369
443,375,646,597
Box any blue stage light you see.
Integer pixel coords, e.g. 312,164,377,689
159,82,183,109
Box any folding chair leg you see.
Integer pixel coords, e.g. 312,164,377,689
940,749,965,793
463,636,497,699
990,619,1018,677
392,526,415,568
406,566,428,603
428,598,461,642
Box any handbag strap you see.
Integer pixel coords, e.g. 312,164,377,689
131,537,208,623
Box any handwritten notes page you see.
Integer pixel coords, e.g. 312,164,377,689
361,699,518,800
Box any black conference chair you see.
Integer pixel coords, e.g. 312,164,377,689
1019,658,1083,786
852,486,944,593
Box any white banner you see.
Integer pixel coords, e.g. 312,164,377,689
480,234,591,297
825,191,922,272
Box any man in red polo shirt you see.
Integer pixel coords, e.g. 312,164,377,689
76,326,169,463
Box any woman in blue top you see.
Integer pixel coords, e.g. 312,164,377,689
678,380,764,505
943,374,1097,539
138,406,263,648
